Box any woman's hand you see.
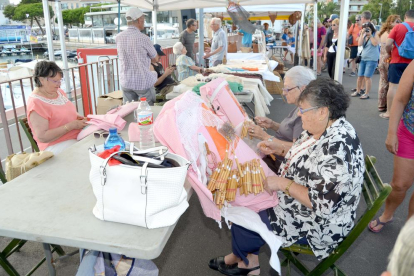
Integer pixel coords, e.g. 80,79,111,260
257,140,285,156
254,116,273,129
68,118,88,131
248,123,269,140
385,133,398,154
77,115,86,120
263,176,284,195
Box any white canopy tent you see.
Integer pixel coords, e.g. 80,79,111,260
44,0,350,83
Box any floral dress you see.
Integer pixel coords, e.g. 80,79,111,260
268,117,365,260
378,45,390,110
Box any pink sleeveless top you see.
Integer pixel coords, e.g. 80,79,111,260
27,88,81,151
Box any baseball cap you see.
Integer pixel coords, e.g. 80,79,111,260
154,44,166,56
323,17,329,24
126,7,146,21
328,14,339,22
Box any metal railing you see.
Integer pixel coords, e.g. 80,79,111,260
0,47,176,176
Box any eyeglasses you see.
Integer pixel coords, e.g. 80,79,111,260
282,86,299,93
332,24,337,26
93,131,121,139
46,77,64,84
356,20,360,22
299,106,319,114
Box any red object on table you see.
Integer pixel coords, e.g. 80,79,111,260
97,145,121,166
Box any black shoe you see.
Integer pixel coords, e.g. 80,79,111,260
208,256,237,271
218,263,260,276
351,88,357,92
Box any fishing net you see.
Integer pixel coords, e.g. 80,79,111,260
227,1,262,34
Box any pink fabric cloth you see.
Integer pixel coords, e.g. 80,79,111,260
27,88,80,151
154,93,278,222
77,101,139,140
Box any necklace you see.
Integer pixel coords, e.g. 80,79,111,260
281,136,317,177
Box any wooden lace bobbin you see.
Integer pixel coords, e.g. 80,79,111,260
255,159,266,180
246,163,252,194
234,155,244,177
215,160,228,191
219,159,233,191
207,161,222,191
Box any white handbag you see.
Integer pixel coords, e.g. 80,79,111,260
89,144,190,229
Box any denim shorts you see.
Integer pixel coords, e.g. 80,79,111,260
358,60,377,78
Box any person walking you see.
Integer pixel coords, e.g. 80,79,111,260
381,10,414,119
116,7,157,105
353,22,379,99
369,60,414,233
204,18,227,67
348,15,362,77
179,18,198,61
378,15,401,112
324,18,339,79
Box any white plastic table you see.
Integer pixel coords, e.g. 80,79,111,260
0,106,193,275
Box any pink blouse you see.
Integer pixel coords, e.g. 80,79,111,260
27,88,81,151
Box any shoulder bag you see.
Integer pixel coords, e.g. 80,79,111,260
355,37,369,64
89,144,190,229
348,24,355,45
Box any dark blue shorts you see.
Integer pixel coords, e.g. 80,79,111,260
388,63,409,84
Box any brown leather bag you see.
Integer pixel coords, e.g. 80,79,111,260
228,42,237,53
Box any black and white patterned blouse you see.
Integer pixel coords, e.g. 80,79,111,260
269,117,365,260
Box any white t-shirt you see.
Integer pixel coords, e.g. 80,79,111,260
328,38,338,53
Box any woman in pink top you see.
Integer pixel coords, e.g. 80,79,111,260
27,61,87,155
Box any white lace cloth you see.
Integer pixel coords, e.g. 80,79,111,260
29,91,69,105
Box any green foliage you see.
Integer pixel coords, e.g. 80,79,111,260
349,15,356,23
391,0,413,20
59,7,89,26
362,0,394,23
306,2,340,23
13,3,54,21
3,5,15,20
20,0,41,4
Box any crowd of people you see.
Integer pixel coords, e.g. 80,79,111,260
22,6,414,276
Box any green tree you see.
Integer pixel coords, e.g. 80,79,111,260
391,0,413,20
60,7,89,27
3,5,15,21
306,2,340,23
362,0,394,24
13,3,54,35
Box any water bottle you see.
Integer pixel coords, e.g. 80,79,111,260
136,97,155,150
104,127,125,151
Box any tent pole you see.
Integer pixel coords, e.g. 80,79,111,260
42,0,54,61
152,1,158,44
334,0,349,83
117,0,121,34
313,2,317,72
198,8,205,67
55,0,71,99
298,6,305,65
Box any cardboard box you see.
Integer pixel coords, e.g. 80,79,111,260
96,90,123,115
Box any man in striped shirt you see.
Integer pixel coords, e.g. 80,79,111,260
116,7,158,105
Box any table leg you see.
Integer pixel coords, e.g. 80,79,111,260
42,243,56,276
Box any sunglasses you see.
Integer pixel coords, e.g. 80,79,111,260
93,131,121,139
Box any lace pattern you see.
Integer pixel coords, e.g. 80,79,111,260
30,91,69,106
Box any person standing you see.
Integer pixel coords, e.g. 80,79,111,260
381,10,414,119
353,22,379,99
378,15,401,112
263,23,272,43
238,27,253,48
324,18,339,79
179,19,198,61
369,59,414,233
204,18,227,67
348,15,362,77
314,18,326,76
116,7,157,105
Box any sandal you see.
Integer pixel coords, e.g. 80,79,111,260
351,91,361,97
378,107,387,112
368,217,394,233
379,113,390,119
360,94,370,99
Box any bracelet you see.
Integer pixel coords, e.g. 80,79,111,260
285,179,294,197
64,125,69,132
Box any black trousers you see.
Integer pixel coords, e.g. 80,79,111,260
327,52,336,79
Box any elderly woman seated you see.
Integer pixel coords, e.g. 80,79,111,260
27,61,87,155
248,66,316,172
173,42,204,81
209,77,365,276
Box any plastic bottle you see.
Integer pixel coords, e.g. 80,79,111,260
137,97,155,150
104,127,125,151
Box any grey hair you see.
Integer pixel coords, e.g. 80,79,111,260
387,217,414,276
361,11,372,20
211,17,221,26
284,66,316,88
173,42,184,55
127,17,139,26
356,14,361,20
